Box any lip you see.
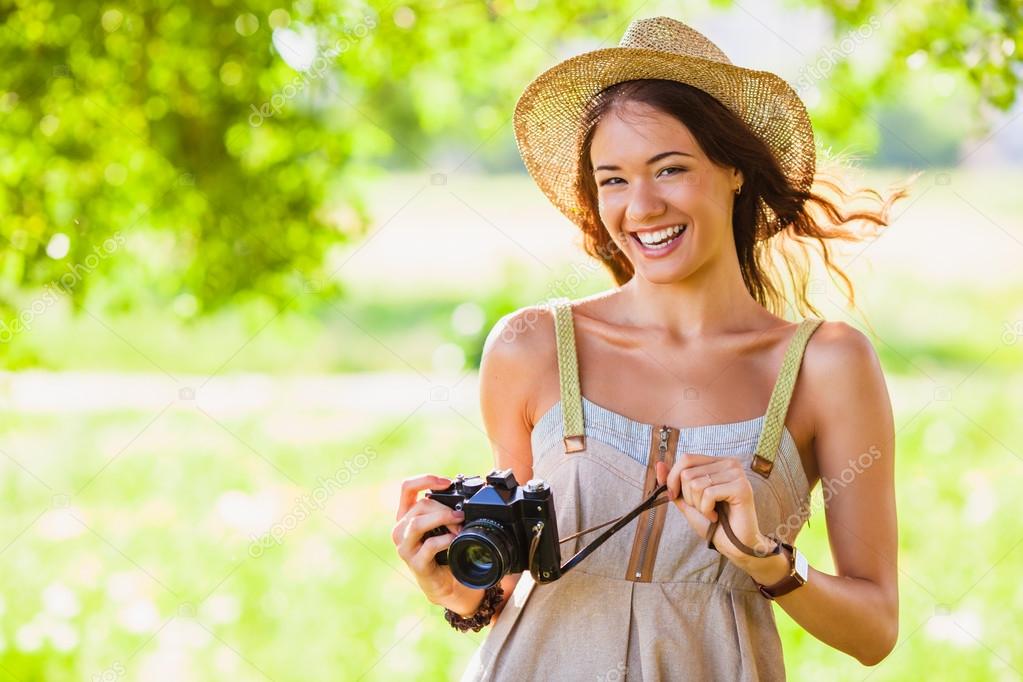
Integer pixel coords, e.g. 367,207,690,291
628,224,688,259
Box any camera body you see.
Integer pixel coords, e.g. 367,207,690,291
424,469,563,589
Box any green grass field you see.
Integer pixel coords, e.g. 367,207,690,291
2,168,1022,680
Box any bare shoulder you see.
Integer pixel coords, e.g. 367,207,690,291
799,319,892,445
479,304,558,461
801,320,882,377
481,304,557,367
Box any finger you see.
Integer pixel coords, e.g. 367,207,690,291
699,481,737,518
391,516,408,547
409,532,457,575
655,461,669,487
392,497,455,546
408,508,464,542
398,508,464,558
676,497,712,535
680,460,733,481
684,475,699,511
675,452,720,469
396,475,452,521
685,464,733,513
666,460,685,502
700,476,748,519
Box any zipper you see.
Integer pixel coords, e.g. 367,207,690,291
633,425,671,580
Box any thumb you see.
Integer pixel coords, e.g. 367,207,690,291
655,461,668,485
677,498,715,539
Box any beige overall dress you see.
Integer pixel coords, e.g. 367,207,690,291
459,298,823,681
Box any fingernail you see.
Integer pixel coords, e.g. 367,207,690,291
453,511,465,518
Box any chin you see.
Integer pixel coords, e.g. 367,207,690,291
634,263,693,285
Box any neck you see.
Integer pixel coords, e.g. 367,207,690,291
618,255,770,338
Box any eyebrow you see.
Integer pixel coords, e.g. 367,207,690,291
594,151,695,172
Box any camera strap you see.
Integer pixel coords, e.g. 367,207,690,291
536,483,775,581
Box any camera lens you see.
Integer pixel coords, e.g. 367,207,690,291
448,520,515,590
465,544,494,570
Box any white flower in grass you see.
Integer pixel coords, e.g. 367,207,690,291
15,621,45,652
47,621,78,652
926,608,983,647
216,489,279,537
964,471,995,525
199,594,240,625
452,302,485,336
159,618,210,649
107,571,141,602
37,508,85,540
43,582,80,618
117,599,160,634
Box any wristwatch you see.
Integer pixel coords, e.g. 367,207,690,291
754,538,809,600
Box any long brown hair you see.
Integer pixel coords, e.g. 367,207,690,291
573,79,912,319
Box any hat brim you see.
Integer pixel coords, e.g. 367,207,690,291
513,47,816,232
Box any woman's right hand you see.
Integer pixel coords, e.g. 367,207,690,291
392,474,468,606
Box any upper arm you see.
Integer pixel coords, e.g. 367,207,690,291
804,322,898,601
478,306,552,596
478,305,552,490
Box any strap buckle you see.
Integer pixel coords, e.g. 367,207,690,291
751,454,774,477
563,435,586,452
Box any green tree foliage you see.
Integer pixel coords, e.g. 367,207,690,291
1,0,361,320
1,0,1020,321
782,0,1023,163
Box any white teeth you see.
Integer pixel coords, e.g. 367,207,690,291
637,224,685,246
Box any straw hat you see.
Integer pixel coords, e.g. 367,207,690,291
512,16,816,238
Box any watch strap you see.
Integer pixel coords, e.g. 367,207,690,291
755,540,807,600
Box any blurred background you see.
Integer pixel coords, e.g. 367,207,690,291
1,0,1022,679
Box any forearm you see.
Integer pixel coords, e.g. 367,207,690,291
738,544,898,666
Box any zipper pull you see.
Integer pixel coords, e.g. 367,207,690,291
658,426,669,456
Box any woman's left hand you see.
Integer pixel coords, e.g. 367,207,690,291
655,453,772,565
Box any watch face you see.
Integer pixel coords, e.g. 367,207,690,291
794,548,809,582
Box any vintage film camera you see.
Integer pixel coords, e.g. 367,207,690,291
424,469,563,589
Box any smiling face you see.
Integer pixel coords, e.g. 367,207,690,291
589,101,742,285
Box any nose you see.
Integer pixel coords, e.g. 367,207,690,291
624,181,667,226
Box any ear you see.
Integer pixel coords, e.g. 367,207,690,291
730,167,744,191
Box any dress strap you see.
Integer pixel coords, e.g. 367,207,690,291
751,318,824,478
550,297,586,452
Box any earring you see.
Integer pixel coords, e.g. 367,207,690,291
734,184,742,196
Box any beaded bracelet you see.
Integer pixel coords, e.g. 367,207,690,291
443,585,505,633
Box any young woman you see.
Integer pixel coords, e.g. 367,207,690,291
393,16,902,680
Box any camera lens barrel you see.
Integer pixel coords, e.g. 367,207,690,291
447,519,516,590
